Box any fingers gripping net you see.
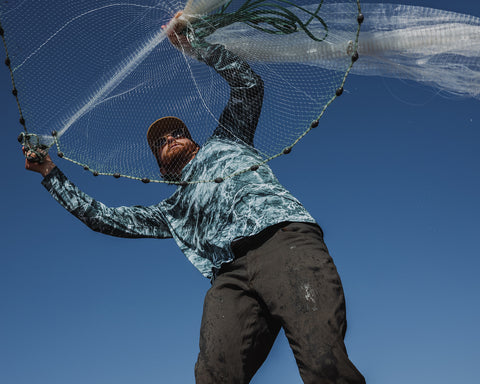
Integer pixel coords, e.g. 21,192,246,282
0,0,362,184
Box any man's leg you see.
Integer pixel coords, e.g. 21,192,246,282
195,259,281,384
248,222,365,384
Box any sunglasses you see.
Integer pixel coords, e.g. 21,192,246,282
153,128,186,148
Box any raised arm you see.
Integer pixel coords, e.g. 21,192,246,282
196,44,264,146
164,12,264,146
42,168,172,239
24,149,172,239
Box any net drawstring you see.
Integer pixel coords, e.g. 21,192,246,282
188,0,329,43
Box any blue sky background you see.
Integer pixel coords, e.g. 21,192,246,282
1,1,479,383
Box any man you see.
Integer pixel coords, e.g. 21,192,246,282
24,13,365,384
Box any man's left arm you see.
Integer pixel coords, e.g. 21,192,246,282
195,44,264,146
164,13,264,146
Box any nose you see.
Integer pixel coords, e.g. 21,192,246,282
165,135,176,145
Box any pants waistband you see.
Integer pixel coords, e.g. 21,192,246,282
230,221,292,259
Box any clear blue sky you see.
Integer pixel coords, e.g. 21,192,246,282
1,1,479,383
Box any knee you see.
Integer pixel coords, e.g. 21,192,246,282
302,349,341,382
298,347,365,384
194,352,229,384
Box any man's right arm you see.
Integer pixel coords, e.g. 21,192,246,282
24,150,172,239
43,168,172,239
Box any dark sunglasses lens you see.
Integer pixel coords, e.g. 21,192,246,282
172,129,184,138
154,137,166,148
154,129,186,148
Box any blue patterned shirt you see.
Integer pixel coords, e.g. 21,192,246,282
42,44,316,279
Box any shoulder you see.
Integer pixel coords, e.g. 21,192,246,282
199,136,258,159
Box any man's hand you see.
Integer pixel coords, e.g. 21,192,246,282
162,11,194,55
23,147,56,177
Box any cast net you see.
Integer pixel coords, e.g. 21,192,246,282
0,0,362,183
1,2,479,184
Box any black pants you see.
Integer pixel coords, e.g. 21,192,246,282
195,222,365,384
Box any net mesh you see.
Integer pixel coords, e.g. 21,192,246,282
351,4,480,99
0,0,361,183
204,3,480,98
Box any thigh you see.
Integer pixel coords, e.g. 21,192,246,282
195,262,281,384
249,223,365,384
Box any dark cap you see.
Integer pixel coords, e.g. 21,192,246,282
147,116,192,156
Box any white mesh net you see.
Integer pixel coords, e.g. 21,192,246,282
0,0,361,183
214,3,480,100
2,1,478,184
351,4,480,99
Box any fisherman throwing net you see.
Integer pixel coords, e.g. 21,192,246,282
18,7,367,383
4,1,479,382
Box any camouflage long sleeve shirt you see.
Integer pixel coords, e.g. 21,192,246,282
42,44,316,279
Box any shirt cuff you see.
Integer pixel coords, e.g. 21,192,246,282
41,166,65,190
